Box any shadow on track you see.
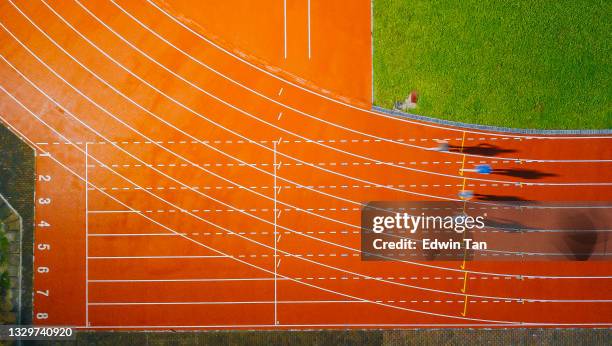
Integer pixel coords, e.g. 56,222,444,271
492,168,557,180
449,143,517,156
555,210,609,261
474,194,531,202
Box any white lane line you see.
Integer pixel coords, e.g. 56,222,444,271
87,210,138,213
307,0,311,59
80,159,527,166
79,250,612,260
30,138,532,144
85,142,89,325
82,206,612,214
87,300,364,306
86,299,610,306
273,141,279,325
84,183,511,190
88,299,533,306
86,276,522,283
88,255,228,259
88,233,180,237
88,278,277,283
283,0,287,59
87,231,359,237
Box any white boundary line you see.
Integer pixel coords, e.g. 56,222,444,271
89,278,275,283
145,0,612,139
87,300,375,306
273,141,278,325
307,0,311,59
87,210,137,214
283,0,287,60
84,142,89,326
85,300,385,306
88,233,188,237
86,298,611,306
86,276,611,283
88,255,228,259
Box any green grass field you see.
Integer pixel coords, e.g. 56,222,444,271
373,0,611,130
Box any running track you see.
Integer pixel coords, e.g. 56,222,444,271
0,0,610,329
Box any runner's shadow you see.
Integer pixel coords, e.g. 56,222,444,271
449,143,516,157
482,217,532,233
474,194,531,202
492,168,557,180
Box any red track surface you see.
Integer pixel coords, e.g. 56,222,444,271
0,0,611,329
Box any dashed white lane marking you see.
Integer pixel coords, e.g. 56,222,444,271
86,251,546,258
89,231,360,236
89,207,362,213
87,226,554,235
34,137,524,145
82,274,547,281
88,299,527,304
86,181,515,191
85,159,513,169
89,206,519,214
